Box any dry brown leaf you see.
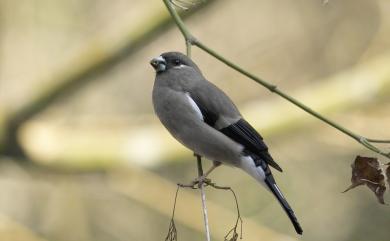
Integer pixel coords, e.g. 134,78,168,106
343,156,387,204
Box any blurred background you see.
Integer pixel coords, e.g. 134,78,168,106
0,0,389,240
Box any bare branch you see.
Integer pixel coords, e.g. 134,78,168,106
195,155,211,241
176,177,244,241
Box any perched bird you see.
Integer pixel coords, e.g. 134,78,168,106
150,51,303,235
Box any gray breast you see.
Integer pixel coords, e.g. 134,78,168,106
152,83,243,166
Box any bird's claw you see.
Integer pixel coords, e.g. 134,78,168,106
192,176,211,186
178,176,212,189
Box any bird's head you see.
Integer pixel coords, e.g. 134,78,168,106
150,52,201,74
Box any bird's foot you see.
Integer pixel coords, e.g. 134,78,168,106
178,175,212,189
192,175,211,186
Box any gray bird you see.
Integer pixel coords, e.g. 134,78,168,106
150,51,303,235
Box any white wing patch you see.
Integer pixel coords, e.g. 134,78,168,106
185,92,204,121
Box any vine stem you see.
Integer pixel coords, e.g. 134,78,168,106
162,0,390,160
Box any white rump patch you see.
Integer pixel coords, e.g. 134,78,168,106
185,92,203,121
239,156,267,188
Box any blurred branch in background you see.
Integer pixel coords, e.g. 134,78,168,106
1,0,386,168
163,0,390,160
0,0,215,160
0,214,48,241
18,53,390,169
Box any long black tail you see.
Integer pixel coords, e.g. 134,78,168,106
264,176,303,235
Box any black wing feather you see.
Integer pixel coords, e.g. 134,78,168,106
220,119,283,172
188,93,282,172
190,94,218,126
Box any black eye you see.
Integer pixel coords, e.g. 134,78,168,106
174,59,180,65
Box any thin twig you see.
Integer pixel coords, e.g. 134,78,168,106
165,185,180,241
162,0,390,160
195,154,211,241
177,178,244,241
207,183,243,241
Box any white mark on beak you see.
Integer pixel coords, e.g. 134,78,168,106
156,55,165,62
151,55,167,73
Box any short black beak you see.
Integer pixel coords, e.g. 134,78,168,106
150,57,167,73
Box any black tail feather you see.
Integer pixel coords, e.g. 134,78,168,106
265,177,303,235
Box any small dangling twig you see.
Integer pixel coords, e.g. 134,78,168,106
167,177,244,241
165,185,180,241
207,182,243,241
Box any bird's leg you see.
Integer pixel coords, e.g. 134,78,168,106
193,161,222,185
179,155,222,188
203,161,222,177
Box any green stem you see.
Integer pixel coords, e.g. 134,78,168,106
186,40,192,57
366,138,390,143
162,0,390,160
194,39,360,141
163,0,194,41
